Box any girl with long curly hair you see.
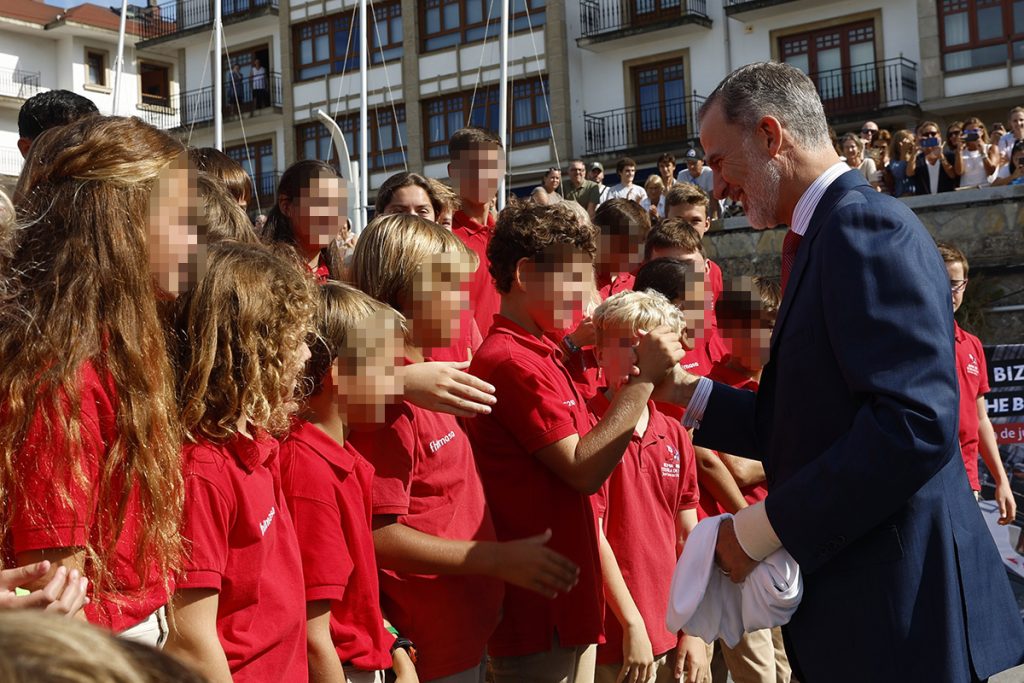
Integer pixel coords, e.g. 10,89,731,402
163,240,316,683
1,116,197,641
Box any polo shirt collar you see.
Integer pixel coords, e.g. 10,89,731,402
453,210,495,236
953,320,966,343
232,430,279,473
490,314,559,357
288,419,356,473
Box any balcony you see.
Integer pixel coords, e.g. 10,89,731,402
578,0,710,48
138,72,283,131
809,57,919,124
0,68,45,104
584,94,705,158
0,147,23,177
249,171,279,210
724,0,814,20
136,0,278,45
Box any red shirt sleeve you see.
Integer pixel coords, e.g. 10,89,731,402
288,495,353,603
351,406,416,517
178,473,233,591
676,434,700,512
593,481,609,519
976,339,991,396
489,359,581,455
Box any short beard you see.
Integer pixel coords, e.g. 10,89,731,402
741,147,782,229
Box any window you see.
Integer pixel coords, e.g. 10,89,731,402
632,60,687,147
779,21,877,107
225,139,275,205
293,4,403,82
419,0,546,53
422,77,549,159
938,0,1024,72
139,61,171,107
85,50,106,87
296,105,407,172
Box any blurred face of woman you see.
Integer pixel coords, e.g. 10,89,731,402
148,157,201,296
285,174,348,259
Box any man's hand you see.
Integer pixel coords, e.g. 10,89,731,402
492,529,580,598
674,633,709,683
633,326,684,385
403,361,496,418
715,518,758,584
651,365,702,408
0,562,90,617
995,482,1018,525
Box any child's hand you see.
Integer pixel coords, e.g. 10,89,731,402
566,316,596,350
391,646,419,683
492,529,579,598
633,326,684,385
674,634,709,683
403,361,496,418
618,621,655,683
0,562,90,617
995,481,1017,525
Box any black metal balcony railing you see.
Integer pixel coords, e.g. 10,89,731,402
138,72,283,131
137,0,278,42
584,94,705,157
809,57,918,119
0,147,24,177
250,171,279,208
580,0,708,39
724,0,798,11
0,67,43,101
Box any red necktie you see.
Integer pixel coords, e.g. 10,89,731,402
780,230,803,297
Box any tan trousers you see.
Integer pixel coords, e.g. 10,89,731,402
595,648,711,683
426,659,488,683
709,628,782,683
489,639,597,683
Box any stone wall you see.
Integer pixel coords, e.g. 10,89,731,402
704,184,1024,344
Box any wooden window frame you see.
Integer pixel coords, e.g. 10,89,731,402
293,4,404,83
418,0,546,53
937,0,1024,73
138,60,171,108
84,49,107,88
370,0,404,65
295,104,407,172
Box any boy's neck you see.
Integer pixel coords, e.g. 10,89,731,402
305,392,349,445
498,294,544,338
458,198,489,225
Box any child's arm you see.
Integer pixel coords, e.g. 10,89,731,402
597,523,654,683
717,452,766,489
694,446,748,514
164,588,234,683
306,600,346,683
977,396,1017,524
382,617,419,683
535,327,684,494
372,516,579,598
402,361,497,418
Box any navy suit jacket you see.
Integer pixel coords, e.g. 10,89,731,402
694,170,1024,682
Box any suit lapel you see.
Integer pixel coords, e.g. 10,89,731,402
770,170,867,355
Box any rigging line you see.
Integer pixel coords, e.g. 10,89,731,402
521,0,558,170
218,23,260,209
185,27,217,146
368,0,407,171
327,2,360,168
467,0,497,127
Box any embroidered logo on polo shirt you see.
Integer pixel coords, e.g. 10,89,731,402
429,430,457,454
260,506,276,536
661,444,681,478
563,399,577,407
682,361,699,371
967,353,980,377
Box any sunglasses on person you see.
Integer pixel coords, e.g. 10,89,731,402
921,131,940,138
861,128,878,135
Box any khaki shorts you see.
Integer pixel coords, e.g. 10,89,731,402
489,638,597,683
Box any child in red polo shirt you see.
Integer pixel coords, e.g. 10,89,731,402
937,242,1016,523
164,242,314,683
448,127,504,338
465,201,684,682
349,214,580,683
281,282,417,683
663,183,724,310
588,290,707,683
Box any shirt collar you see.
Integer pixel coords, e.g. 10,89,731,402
490,314,560,357
453,210,495,236
790,161,851,237
287,419,357,473
953,321,966,343
231,431,279,473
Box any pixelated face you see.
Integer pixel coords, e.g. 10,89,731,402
620,165,636,185
701,102,782,229
148,157,201,296
946,260,966,313
287,175,348,256
665,202,711,237
597,228,644,275
451,145,504,205
651,252,706,345
568,162,587,186
596,325,640,390
723,322,772,373
658,160,675,180
334,310,404,426
408,250,475,347
383,185,436,222
522,247,595,334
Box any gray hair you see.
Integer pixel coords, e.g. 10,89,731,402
699,62,831,150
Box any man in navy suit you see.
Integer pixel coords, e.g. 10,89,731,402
660,62,1024,682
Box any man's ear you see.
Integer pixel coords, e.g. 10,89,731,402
757,115,784,158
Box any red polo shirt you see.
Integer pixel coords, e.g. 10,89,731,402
464,315,605,658
452,210,501,338
589,393,699,664
178,433,308,683
347,400,503,680
424,310,484,363
279,420,393,672
6,361,169,632
954,322,989,491
597,271,636,300
707,363,767,509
